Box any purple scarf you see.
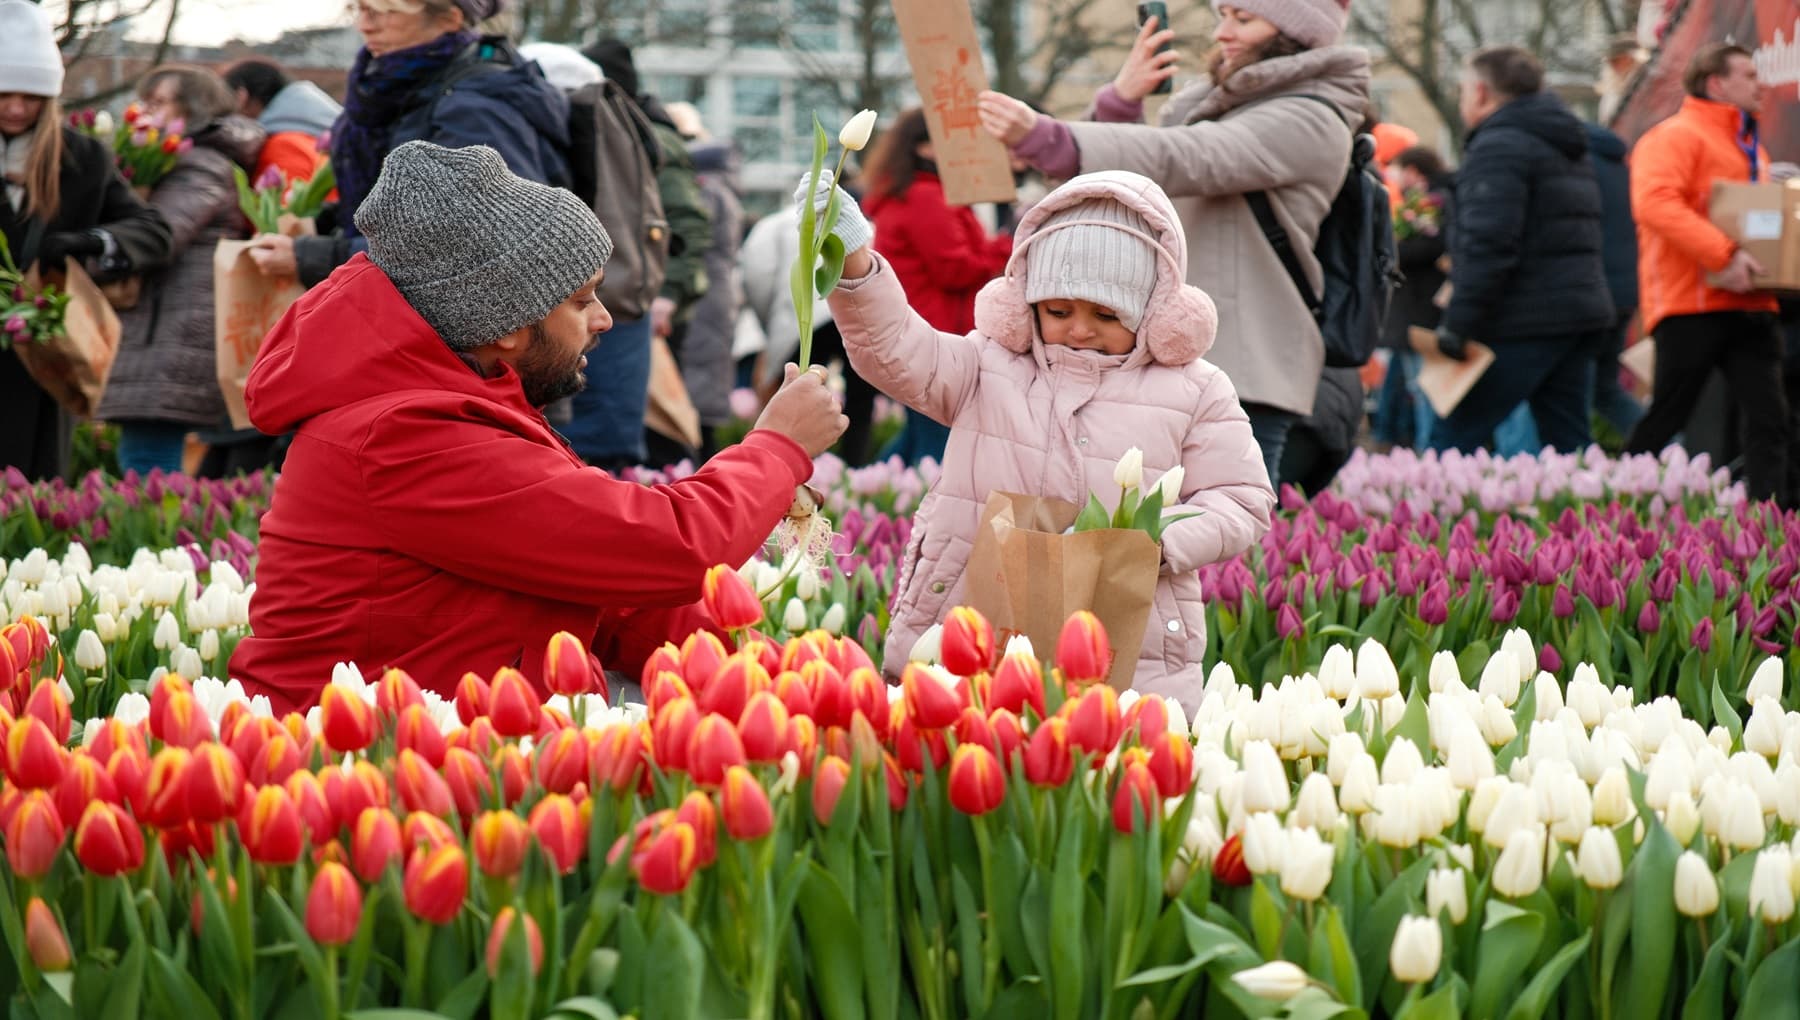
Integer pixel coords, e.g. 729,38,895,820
331,30,477,220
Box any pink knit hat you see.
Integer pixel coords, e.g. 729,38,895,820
1213,0,1349,49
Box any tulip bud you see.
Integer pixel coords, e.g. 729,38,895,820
1747,657,1784,707
1055,612,1111,685
1750,846,1796,923
441,747,493,817
1156,465,1185,505
812,755,851,824
487,668,539,738
940,607,996,678
720,765,775,840
404,844,468,924
632,818,700,894
534,727,589,795
240,784,305,866
73,630,106,672
183,743,244,824
23,899,70,972
528,793,586,874
1721,782,1765,851
454,673,491,726
703,564,764,630
838,109,878,151
1290,772,1339,832
1065,684,1122,756
1576,826,1623,890
73,800,144,876
1354,640,1400,700
305,862,362,945
1239,740,1290,814
687,713,748,788
651,697,701,773
1112,447,1145,490
1389,915,1442,985
1492,825,1546,898
990,651,1047,719
781,598,809,634
1278,826,1335,902
5,715,66,790
485,906,544,978
1111,761,1158,833
1674,850,1719,918
1022,716,1074,788
1591,767,1634,826
543,631,599,698
1240,811,1286,875
902,663,963,731
1146,731,1195,799
1426,867,1467,924
1338,753,1379,814
907,624,943,665
1231,961,1308,1001
5,789,63,880
350,807,403,883
472,810,531,879
318,683,376,754
736,691,790,764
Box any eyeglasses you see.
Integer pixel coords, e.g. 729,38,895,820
344,2,416,21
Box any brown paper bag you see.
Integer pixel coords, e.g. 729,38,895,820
214,239,305,430
644,335,702,450
18,259,121,418
962,491,1160,692
1408,326,1495,418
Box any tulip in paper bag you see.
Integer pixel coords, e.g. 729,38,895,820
214,217,310,430
961,491,1159,691
18,259,121,418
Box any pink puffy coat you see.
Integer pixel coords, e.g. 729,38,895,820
829,171,1275,706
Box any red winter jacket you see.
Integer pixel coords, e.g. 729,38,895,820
230,256,813,713
863,172,1013,334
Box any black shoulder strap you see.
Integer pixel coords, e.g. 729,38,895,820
1245,191,1321,316
412,36,512,127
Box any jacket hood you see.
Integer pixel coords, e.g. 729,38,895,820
261,79,341,137
1476,90,1589,159
247,254,538,435
457,57,573,149
194,114,269,171
1172,45,1372,128
973,170,1217,367
1584,122,1627,161
690,139,740,185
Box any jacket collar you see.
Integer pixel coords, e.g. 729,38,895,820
1681,95,1758,140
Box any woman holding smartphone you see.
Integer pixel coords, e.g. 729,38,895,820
977,0,1370,486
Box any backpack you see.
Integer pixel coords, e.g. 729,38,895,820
1244,95,1402,369
566,80,671,321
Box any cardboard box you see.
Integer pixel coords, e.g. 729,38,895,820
1707,180,1800,290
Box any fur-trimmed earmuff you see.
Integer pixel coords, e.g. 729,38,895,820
973,202,1219,367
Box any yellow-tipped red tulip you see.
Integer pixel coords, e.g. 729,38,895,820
588,722,647,793
687,712,748,788
702,564,764,632
325,760,390,835
142,747,192,829
147,673,193,744
350,807,403,883
737,690,791,764
4,714,66,790
1023,716,1074,788
442,746,494,817
184,742,245,824
403,843,468,924
85,718,146,769
1147,731,1195,799
1113,761,1159,834
947,743,1005,816
318,683,376,754
1055,611,1112,686
1064,684,1123,756
676,790,719,867
651,697,701,773
6,790,64,879
812,755,851,825
395,748,456,817
719,765,773,840
402,811,460,858
1124,695,1169,745
988,708,1025,763
700,652,762,724
486,667,539,738
495,743,532,807
849,668,890,740
485,906,545,978
953,706,996,755
535,726,589,795
22,679,71,745
52,752,115,829
680,630,730,692
73,801,144,876
989,651,1046,719
774,669,816,719
902,663,963,731
631,818,699,895
239,784,304,866
394,704,448,769
528,794,586,874
304,861,362,945
454,672,490,726
374,667,425,725
543,630,600,698
472,809,531,879
284,770,335,847
23,898,70,972
940,607,996,678
645,670,692,716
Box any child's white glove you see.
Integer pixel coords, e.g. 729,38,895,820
793,169,874,257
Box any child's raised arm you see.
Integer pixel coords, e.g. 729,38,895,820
1159,370,1277,574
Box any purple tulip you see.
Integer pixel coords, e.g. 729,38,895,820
1552,584,1576,619
1419,579,1450,626
1538,644,1562,673
1490,586,1520,623
1690,617,1714,652
1636,601,1660,633
1276,602,1304,640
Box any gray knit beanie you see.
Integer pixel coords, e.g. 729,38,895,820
1024,199,1160,332
356,141,613,351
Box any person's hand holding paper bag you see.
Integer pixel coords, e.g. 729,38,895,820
1407,326,1495,418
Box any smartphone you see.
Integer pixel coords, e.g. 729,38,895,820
1137,2,1173,95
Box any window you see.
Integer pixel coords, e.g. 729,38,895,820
734,2,781,49
733,76,785,164
787,79,845,164
646,75,706,104
651,0,711,47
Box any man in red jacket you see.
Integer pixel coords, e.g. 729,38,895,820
231,141,845,713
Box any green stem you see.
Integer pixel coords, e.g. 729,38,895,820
798,148,853,373
323,944,341,1020
970,817,1002,1010
404,921,428,1007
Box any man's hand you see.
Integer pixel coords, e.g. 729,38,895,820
1435,328,1469,362
247,234,298,278
753,363,848,457
1114,17,1180,103
977,91,1038,147
650,296,677,339
1714,249,1765,294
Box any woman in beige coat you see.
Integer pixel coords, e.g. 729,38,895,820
978,0,1371,486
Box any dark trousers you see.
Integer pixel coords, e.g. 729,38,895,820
1430,332,1598,455
1626,311,1791,503
807,321,880,467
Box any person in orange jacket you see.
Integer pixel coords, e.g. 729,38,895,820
1624,42,1793,504
223,59,337,190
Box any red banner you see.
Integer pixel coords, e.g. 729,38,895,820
1615,0,1800,160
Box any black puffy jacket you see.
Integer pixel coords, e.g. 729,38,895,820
1442,91,1614,342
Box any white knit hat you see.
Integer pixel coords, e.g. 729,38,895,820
0,0,64,99
1212,0,1350,49
1023,199,1160,332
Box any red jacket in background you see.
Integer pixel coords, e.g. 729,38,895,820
863,171,1013,334
229,255,813,713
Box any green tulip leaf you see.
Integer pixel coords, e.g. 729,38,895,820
1353,854,1432,1001
1680,919,1738,1020
1394,984,1461,1020
1739,934,1800,1019
1500,930,1590,1020
1468,901,1545,1020
346,1011,458,1019
1619,818,1679,1020
1249,879,1284,960
1711,675,1743,749
1050,820,1087,1020
815,234,846,297
1073,493,1111,534
1283,986,1361,1020
147,949,225,1020
797,863,865,1020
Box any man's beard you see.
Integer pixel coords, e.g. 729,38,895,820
518,321,589,407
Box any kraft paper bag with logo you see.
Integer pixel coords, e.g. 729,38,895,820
961,491,1160,692
644,335,702,451
19,258,121,418
214,218,312,429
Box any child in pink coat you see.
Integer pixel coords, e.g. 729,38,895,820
808,169,1275,706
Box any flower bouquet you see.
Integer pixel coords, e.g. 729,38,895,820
73,104,191,192
0,235,70,350
232,159,337,237
1393,188,1444,242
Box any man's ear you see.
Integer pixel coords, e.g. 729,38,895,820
491,324,530,353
